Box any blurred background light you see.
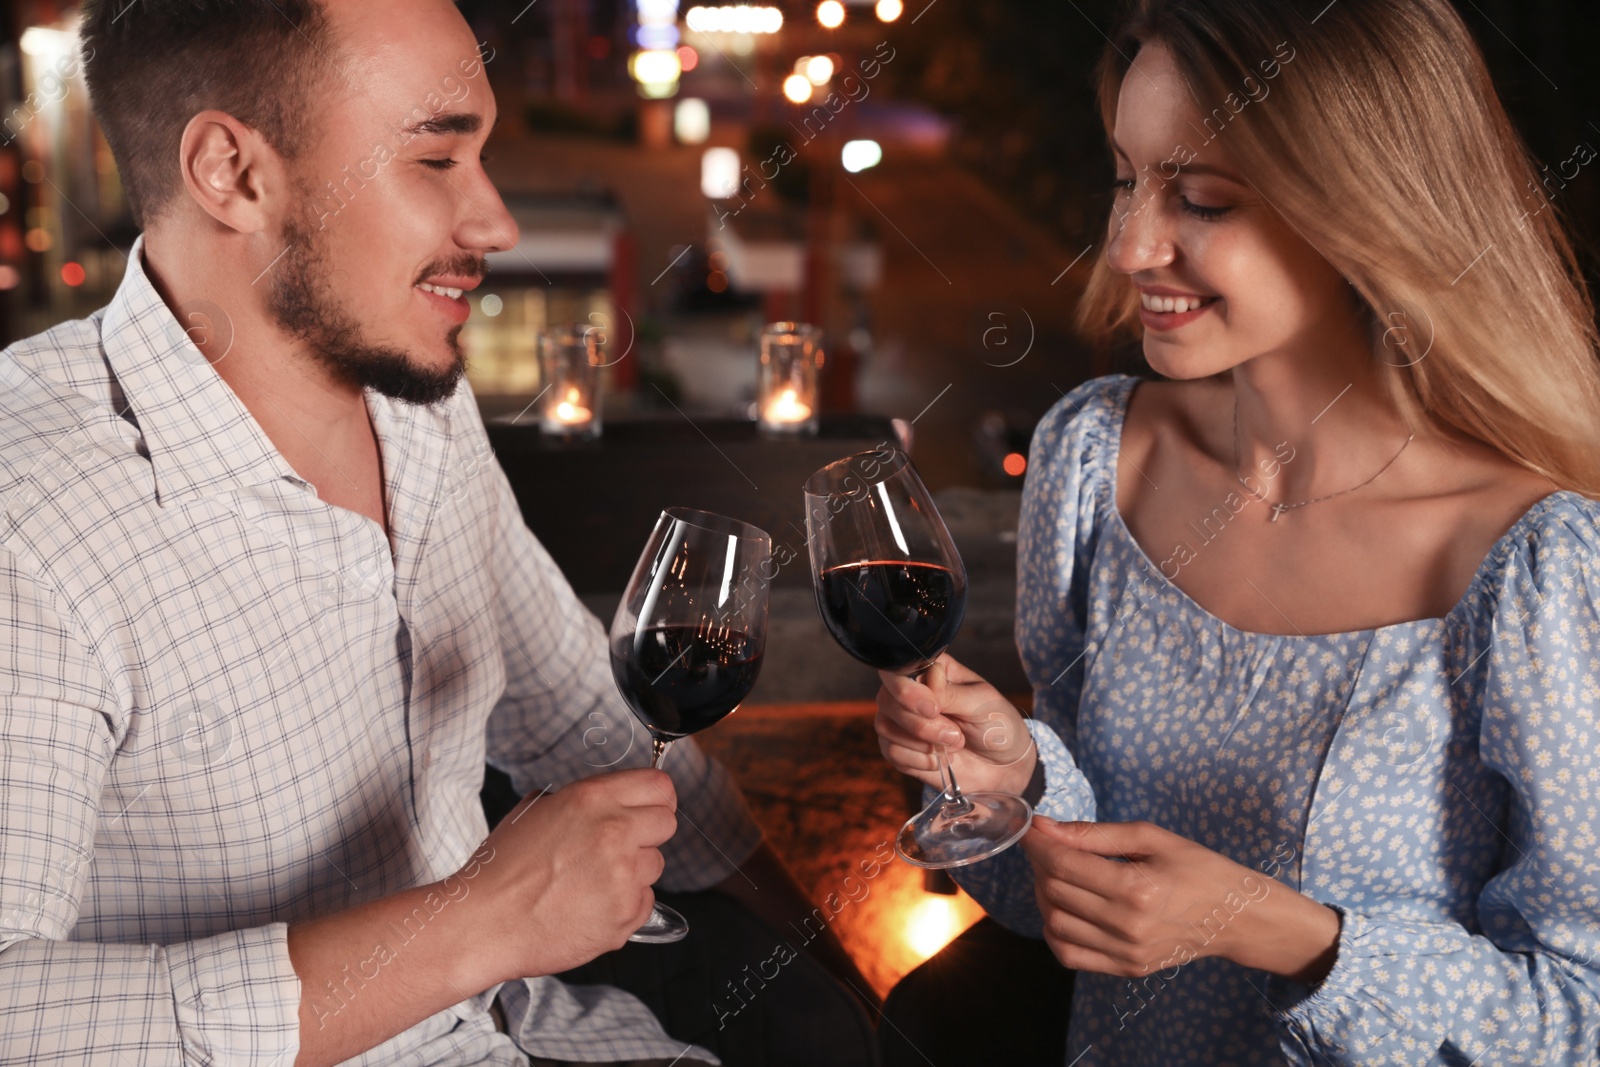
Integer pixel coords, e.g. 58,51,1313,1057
841,139,883,173
684,5,783,34
816,0,845,29
675,97,711,143
782,73,814,104
701,146,741,198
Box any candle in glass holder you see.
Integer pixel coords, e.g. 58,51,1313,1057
757,322,821,437
538,326,603,439
763,386,813,426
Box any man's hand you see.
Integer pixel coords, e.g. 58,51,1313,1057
874,653,1035,796
469,768,679,982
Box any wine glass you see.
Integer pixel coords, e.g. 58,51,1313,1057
804,448,1032,869
609,507,771,942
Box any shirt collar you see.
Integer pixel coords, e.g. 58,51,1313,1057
102,235,310,506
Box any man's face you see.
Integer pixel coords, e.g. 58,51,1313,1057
266,0,518,405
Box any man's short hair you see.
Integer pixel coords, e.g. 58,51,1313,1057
80,0,336,228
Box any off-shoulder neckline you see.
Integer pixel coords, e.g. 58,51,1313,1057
1086,373,1573,641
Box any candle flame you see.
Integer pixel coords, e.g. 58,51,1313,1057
764,387,813,423
553,385,592,425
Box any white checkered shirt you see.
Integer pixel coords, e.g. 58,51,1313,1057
0,238,762,1065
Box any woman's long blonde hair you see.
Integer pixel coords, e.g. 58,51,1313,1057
1077,0,1600,498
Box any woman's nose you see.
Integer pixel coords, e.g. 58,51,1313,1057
1106,185,1177,275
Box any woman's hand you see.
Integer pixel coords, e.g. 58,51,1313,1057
873,653,1036,796
1020,817,1341,984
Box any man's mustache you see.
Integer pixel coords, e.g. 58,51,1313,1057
415,254,486,283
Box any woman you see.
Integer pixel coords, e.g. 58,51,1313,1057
875,1,1600,1064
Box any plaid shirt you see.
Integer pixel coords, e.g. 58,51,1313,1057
0,238,761,1065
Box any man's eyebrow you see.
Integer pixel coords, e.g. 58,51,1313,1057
403,111,484,137
1112,138,1246,184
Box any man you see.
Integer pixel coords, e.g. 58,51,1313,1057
0,1,870,1064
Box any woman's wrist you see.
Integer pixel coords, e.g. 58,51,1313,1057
993,735,1039,798
1221,883,1342,985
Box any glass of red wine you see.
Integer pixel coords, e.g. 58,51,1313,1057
804,448,1032,868
609,507,770,942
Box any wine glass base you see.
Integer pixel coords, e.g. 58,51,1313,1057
896,791,1033,869
627,901,690,944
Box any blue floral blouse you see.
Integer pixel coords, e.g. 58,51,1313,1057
953,374,1600,1066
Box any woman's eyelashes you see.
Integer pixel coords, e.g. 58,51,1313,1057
1181,198,1232,221
1110,177,1234,222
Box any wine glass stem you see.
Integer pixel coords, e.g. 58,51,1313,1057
651,736,673,769
936,745,973,814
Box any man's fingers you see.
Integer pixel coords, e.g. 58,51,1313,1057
635,805,680,847
639,845,667,886
591,767,679,809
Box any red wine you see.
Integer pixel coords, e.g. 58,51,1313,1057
816,560,965,673
610,624,763,739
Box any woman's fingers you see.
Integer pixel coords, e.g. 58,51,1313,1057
876,689,962,746
875,710,958,754
877,737,942,779
1038,900,1127,962
1035,873,1116,927
938,653,984,686
1040,936,1126,976
1021,823,1134,901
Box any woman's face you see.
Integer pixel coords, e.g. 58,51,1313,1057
1107,42,1355,379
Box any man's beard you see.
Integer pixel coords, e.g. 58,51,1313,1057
267,213,478,407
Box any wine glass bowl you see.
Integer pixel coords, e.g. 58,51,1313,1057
609,507,771,941
804,448,1032,869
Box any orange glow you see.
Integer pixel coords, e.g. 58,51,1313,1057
816,0,845,28
676,45,699,71
60,261,85,286
707,270,728,292
905,895,962,961
24,228,51,252
1003,452,1027,477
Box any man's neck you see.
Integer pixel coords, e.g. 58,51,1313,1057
141,228,390,533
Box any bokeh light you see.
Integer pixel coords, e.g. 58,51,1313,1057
782,73,814,104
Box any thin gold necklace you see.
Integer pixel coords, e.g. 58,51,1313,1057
1233,394,1414,522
